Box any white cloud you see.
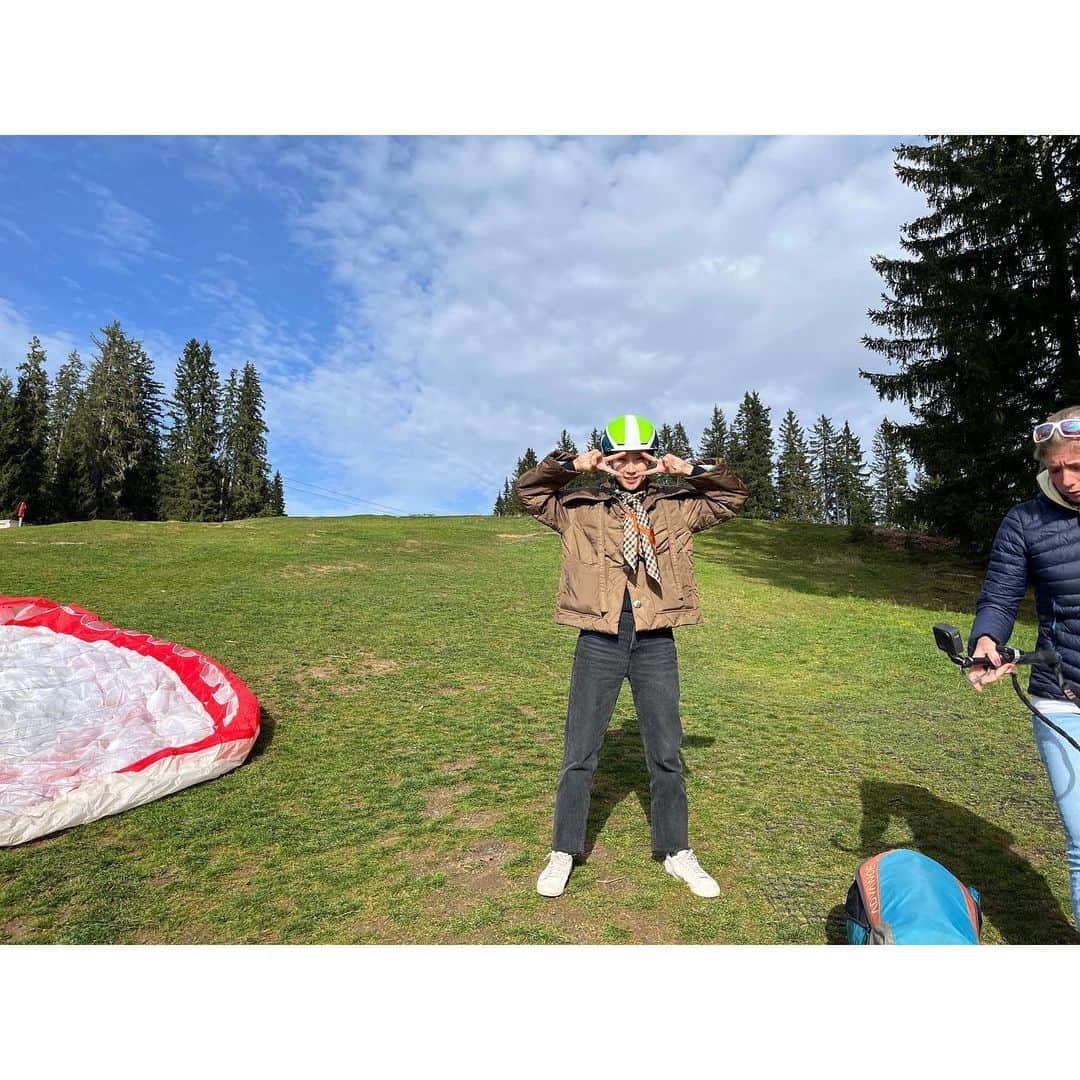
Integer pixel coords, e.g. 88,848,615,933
262,136,925,512
0,298,81,377
68,177,168,274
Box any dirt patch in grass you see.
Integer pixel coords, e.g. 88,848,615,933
230,862,261,889
399,539,421,551
443,841,518,909
459,810,500,830
510,896,598,944
359,656,399,675
2,916,36,943
278,562,367,579
518,705,538,718
350,916,401,942
613,906,680,943
406,840,520,919
295,653,400,682
496,533,543,542
422,784,473,818
440,757,477,775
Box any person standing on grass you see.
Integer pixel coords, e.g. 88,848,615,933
516,413,748,899
967,405,1080,931
16,500,26,527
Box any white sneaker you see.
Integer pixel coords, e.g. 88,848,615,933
663,849,720,898
536,851,574,897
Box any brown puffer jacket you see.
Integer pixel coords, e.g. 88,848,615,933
515,451,748,633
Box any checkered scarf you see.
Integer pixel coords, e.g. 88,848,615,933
616,490,661,585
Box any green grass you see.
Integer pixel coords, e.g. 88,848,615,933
0,514,1075,944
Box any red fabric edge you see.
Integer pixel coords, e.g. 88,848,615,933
856,850,888,928
0,595,260,774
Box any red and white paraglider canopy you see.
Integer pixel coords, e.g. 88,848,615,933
0,596,260,846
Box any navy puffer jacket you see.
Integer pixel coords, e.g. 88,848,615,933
970,477,1080,702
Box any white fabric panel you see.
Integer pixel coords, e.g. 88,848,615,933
0,625,219,826
0,739,251,845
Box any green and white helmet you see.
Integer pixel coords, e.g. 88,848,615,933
600,413,659,454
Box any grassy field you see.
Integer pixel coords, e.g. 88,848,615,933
0,513,1075,944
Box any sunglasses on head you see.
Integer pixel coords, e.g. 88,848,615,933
1033,419,1080,444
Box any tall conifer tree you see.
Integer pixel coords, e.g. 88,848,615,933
45,350,89,522
266,470,287,516
862,135,1080,549
727,392,776,518
809,415,838,525
222,362,271,519
80,322,163,519
161,339,222,521
697,405,728,460
0,373,19,514
871,418,912,527
834,422,874,526
12,337,50,520
775,409,816,521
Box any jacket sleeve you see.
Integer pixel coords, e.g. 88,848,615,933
969,507,1030,651
515,451,577,534
677,459,749,533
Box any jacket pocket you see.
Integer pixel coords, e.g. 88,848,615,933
563,523,601,565
558,556,605,616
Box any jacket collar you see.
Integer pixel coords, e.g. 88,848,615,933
1037,469,1080,511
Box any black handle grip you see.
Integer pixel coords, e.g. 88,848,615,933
971,648,1059,667
1016,649,1061,667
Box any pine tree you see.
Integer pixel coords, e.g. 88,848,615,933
775,409,816,521
45,350,89,522
266,470,287,516
161,339,222,521
861,135,1080,549
586,428,603,451
504,448,539,515
556,429,578,456
80,322,164,520
222,362,271,519
495,477,514,515
809,415,839,525
871,418,912,528
649,420,692,488
834,422,874,526
697,405,728,460
219,368,239,516
668,422,692,460
0,372,19,515
727,392,776,518
12,337,50,521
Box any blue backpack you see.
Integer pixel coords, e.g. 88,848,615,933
845,849,982,945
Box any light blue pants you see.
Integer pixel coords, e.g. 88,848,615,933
1031,697,1080,928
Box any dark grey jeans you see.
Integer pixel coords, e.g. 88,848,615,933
552,603,688,855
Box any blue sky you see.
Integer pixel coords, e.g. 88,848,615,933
0,135,928,516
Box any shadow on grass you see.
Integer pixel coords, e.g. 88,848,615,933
829,779,1077,945
582,728,714,858
692,520,985,611
246,703,277,764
